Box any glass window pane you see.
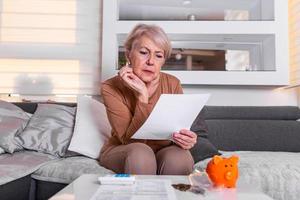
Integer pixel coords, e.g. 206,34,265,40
118,34,275,71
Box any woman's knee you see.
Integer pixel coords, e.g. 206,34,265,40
125,143,157,174
157,146,194,175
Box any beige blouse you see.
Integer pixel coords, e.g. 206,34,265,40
100,72,183,155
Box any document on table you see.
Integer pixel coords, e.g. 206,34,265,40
89,179,177,200
132,94,210,140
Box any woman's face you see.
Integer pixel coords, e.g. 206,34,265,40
128,36,165,83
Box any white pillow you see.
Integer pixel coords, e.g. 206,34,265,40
0,147,5,154
68,96,111,159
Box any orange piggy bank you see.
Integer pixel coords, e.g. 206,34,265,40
206,155,239,188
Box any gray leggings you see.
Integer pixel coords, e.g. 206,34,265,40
100,143,194,175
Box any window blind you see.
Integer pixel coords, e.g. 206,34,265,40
0,0,101,95
290,0,300,87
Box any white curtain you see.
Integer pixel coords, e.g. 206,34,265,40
0,0,101,95
290,0,300,87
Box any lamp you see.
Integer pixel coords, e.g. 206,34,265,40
175,53,182,60
187,14,196,21
175,48,184,60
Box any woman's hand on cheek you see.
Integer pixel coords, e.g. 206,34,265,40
118,65,148,102
172,129,197,150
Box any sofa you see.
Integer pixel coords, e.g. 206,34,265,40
0,102,300,200
194,106,300,200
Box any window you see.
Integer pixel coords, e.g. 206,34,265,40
0,0,101,96
289,0,300,87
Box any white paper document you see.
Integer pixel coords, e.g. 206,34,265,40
90,179,177,200
132,94,210,140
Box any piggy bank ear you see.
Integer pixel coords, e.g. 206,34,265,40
230,155,239,164
213,155,223,165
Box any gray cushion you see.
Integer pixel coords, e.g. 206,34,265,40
0,100,30,153
190,110,220,162
32,156,114,184
203,106,300,120
0,151,55,185
17,104,76,157
0,147,5,154
190,137,220,162
13,102,76,114
206,120,300,152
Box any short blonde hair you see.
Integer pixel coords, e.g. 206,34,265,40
124,24,172,59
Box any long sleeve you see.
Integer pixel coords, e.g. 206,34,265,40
101,83,154,144
174,80,183,94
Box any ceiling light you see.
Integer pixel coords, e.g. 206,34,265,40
182,0,192,5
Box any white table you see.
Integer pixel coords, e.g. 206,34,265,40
50,174,274,200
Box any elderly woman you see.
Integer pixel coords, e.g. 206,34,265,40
100,24,197,175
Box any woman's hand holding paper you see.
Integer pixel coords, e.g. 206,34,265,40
172,129,197,150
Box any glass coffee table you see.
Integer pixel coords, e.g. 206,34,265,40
49,174,274,200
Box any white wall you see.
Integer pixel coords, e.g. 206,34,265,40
182,86,299,106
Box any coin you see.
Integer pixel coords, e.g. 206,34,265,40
171,183,191,191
